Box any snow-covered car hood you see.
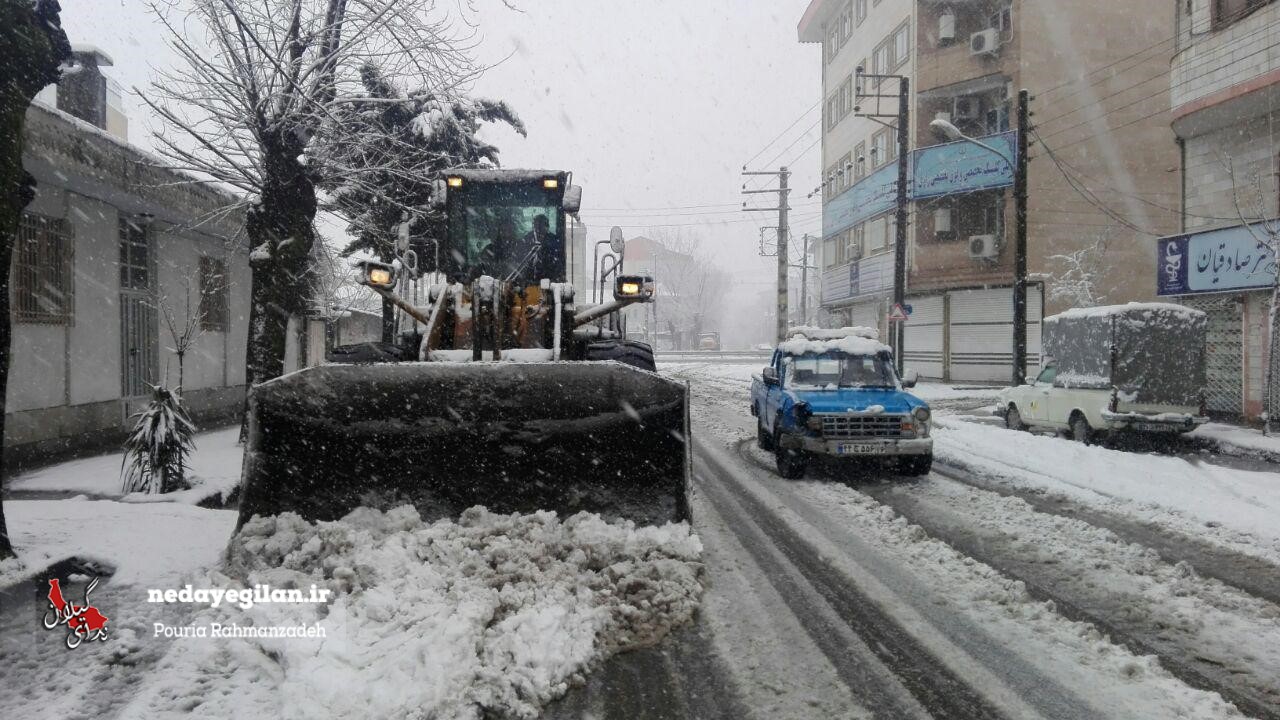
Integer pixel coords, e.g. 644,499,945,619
789,387,925,415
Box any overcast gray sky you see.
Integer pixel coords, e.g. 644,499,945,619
58,0,821,344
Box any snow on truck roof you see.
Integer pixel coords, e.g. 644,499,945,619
1045,302,1206,324
779,326,891,356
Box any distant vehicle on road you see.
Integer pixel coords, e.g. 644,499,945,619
750,327,933,478
698,332,721,351
996,303,1209,443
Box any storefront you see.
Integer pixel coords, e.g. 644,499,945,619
1156,225,1276,420
901,286,1042,383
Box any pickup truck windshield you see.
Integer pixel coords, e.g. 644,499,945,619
786,353,897,388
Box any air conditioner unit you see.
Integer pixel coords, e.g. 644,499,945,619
848,242,863,261
970,28,1001,56
934,208,953,233
953,96,980,121
939,10,956,43
968,234,999,259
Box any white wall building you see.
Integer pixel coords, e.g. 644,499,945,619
798,0,915,338
10,50,250,466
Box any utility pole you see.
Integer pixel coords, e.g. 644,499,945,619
799,233,812,326
1013,89,1031,385
743,166,792,342
857,68,911,374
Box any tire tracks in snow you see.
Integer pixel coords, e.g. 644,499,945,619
695,441,1016,720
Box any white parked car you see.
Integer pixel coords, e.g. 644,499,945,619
995,303,1210,443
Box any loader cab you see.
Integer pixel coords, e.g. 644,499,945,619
441,170,571,285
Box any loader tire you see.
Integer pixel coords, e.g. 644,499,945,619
585,340,657,372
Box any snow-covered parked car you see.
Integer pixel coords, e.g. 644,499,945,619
750,327,933,478
996,303,1209,443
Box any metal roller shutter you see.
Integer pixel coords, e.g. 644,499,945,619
848,301,881,336
947,287,1042,383
903,295,944,378
1183,294,1242,415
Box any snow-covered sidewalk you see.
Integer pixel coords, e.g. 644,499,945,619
1189,422,1280,460
6,425,243,505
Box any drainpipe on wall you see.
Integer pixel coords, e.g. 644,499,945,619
1177,137,1187,234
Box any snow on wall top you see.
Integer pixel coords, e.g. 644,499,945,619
1045,302,1205,324
778,335,892,356
786,325,880,341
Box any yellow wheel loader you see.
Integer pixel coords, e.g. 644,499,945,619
236,169,689,528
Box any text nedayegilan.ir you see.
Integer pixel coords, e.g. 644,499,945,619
147,584,332,610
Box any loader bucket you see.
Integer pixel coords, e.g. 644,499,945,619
235,362,689,529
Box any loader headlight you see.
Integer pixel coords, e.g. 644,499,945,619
358,260,397,289
542,178,559,189
446,176,463,188
614,274,653,301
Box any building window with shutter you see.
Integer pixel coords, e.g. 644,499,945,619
15,213,75,325
199,256,229,332
1213,0,1273,27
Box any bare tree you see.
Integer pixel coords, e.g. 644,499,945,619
159,277,207,396
143,0,481,394
1224,160,1280,435
0,0,71,560
1047,231,1112,309
648,229,730,349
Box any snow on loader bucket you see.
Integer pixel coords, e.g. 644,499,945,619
235,362,690,529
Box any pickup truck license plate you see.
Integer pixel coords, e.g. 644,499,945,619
838,443,886,455
1135,422,1172,432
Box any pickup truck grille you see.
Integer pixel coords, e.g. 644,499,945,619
820,414,905,439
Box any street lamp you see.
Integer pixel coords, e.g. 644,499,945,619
928,104,1030,386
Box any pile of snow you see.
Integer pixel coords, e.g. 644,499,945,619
123,506,704,719
778,335,892,357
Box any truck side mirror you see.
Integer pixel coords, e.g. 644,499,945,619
901,368,919,388
762,366,779,386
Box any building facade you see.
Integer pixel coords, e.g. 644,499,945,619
801,0,1182,382
9,49,250,466
799,0,916,339
1163,0,1280,419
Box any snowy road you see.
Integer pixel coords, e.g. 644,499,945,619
593,360,1278,720
3,361,1278,719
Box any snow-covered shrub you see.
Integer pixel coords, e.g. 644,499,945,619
120,386,197,494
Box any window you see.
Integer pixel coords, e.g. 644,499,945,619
851,224,865,260
826,93,840,131
854,141,866,179
837,152,853,192
871,129,889,168
824,235,839,268
119,217,150,291
840,75,854,118
839,2,854,42
855,0,867,25
199,256,229,332
1034,366,1057,386
867,215,888,252
1213,0,1273,27
887,123,899,163
827,26,839,63
893,20,911,67
15,213,74,325
872,41,889,78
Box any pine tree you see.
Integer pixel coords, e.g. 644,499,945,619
322,64,525,339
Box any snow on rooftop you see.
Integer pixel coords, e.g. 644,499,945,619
449,168,564,183
778,335,892,357
786,325,879,341
1046,302,1205,324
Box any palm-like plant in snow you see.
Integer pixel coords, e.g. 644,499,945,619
121,386,197,494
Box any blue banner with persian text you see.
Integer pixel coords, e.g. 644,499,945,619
821,131,1018,238
1156,224,1277,296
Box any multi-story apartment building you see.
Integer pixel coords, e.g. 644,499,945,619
1163,0,1279,419
801,0,1181,382
907,0,1180,381
799,0,915,337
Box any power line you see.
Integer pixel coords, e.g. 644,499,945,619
1031,127,1158,235
742,100,822,168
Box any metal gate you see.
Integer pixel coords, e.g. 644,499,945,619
903,295,944,378
120,294,158,397
1183,294,1242,415
947,288,1042,383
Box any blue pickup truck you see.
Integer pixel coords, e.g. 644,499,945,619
749,328,933,479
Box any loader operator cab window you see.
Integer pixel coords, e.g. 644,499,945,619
452,183,565,284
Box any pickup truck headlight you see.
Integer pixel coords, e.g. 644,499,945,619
912,407,931,422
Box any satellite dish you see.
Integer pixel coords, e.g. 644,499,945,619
609,226,625,255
